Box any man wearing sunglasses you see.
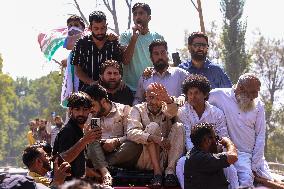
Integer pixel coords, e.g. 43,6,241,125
178,32,232,89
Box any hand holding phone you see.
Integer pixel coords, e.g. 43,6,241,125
91,118,100,129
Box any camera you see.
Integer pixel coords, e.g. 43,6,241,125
91,118,100,129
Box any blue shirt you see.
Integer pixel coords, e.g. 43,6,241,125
178,59,232,88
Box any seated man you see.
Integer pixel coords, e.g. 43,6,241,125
127,83,184,187
84,84,142,186
99,60,134,106
184,123,238,189
53,92,102,180
22,143,71,187
209,73,273,187
176,74,238,189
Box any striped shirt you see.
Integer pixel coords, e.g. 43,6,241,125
71,35,122,91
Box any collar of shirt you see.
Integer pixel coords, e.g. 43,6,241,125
28,171,51,186
103,102,117,118
152,66,172,77
187,58,210,69
186,101,211,121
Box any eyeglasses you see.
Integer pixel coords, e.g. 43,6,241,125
191,43,209,48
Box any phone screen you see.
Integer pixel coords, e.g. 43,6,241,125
91,118,100,129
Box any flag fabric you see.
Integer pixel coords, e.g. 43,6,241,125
38,27,67,61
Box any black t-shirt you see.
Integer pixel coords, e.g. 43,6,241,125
71,35,122,91
53,119,85,180
184,147,230,189
107,85,134,106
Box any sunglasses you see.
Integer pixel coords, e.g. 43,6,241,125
191,43,209,48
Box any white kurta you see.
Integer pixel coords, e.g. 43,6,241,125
178,101,229,151
209,88,272,187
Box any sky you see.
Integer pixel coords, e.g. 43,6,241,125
0,0,283,79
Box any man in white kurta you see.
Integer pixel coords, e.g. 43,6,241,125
175,74,238,189
209,73,272,187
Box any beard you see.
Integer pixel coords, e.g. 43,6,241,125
92,102,106,118
42,160,51,172
92,32,106,41
101,79,121,90
153,59,168,72
191,50,207,61
236,93,255,112
72,115,88,125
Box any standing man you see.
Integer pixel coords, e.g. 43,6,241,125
50,115,64,147
179,32,232,89
84,84,142,186
176,74,238,189
120,3,164,93
134,40,188,105
184,123,238,189
53,92,102,180
99,60,134,106
209,73,273,187
128,83,184,187
71,11,122,91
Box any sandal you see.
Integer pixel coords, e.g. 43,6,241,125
164,174,178,187
102,173,113,186
150,174,163,188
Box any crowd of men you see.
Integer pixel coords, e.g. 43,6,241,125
9,2,277,189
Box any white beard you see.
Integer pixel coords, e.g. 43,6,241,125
236,93,255,112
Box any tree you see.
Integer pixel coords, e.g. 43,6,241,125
251,33,284,155
220,0,250,83
72,0,133,35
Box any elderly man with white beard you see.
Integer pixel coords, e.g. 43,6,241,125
208,73,273,187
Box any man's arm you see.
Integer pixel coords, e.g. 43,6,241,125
61,127,102,163
121,32,139,65
127,106,150,144
219,68,232,88
220,137,238,164
251,104,266,169
177,107,193,151
74,65,97,85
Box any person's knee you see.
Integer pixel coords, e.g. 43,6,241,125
145,122,161,135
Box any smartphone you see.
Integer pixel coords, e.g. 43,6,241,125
51,153,71,174
91,118,100,129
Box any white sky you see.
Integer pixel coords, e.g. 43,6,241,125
0,0,283,79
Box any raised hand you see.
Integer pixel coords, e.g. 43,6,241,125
150,83,172,104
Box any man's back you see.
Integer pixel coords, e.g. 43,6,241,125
184,148,230,189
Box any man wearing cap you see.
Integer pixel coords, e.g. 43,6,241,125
53,92,102,180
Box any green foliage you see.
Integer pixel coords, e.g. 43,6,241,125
220,0,251,84
266,125,284,163
0,67,65,166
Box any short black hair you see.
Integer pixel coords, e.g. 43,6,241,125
67,15,85,29
190,122,215,148
149,39,168,55
84,84,108,102
67,92,92,108
22,145,41,168
99,60,123,75
89,11,106,24
182,74,211,101
188,32,208,45
132,3,151,15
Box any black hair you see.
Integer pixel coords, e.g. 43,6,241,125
188,32,209,45
182,74,211,101
190,122,215,148
132,3,151,15
84,84,109,102
67,91,92,108
89,11,106,24
22,145,41,168
149,39,168,55
67,15,85,29
99,60,123,75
